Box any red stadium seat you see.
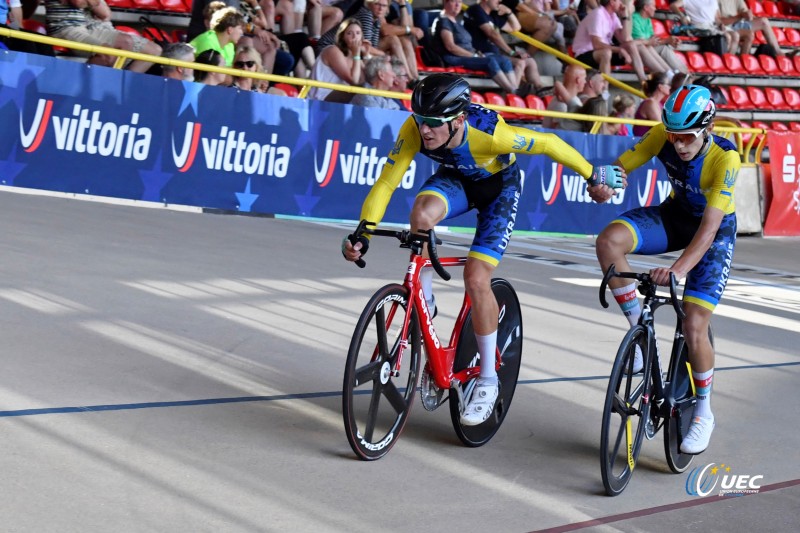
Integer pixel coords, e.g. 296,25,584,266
525,94,545,111
776,55,798,76
132,0,162,10
782,87,800,108
160,0,191,13
172,29,188,43
785,27,800,46
740,54,766,75
703,52,727,73
415,47,447,73
672,50,687,68
770,121,790,131
723,53,747,74
505,93,530,120
765,87,790,110
685,51,711,73
470,92,486,105
273,83,299,98
483,91,506,107
748,0,765,17
762,1,781,17
794,54,800,74
105,0,135,7
655,0,670,10
759,54,781,75
21,19,46,34
790,122,800,132
715,85,732,109
747,86,771,109
772,27,789,46
652,19,668,39
779,2,800,19
115,26,143,37
727,85,752,109
738,120,753,146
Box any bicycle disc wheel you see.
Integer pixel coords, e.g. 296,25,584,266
600,326,652,496
664,326,713,473
343,284,421,460
449,278,523,447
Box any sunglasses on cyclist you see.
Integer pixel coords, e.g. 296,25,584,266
412,113,460,128
234,60,256,68
665,129,704,144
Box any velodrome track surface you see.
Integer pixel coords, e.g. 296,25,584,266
1,188,798,532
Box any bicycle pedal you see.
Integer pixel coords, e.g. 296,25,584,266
420,367,445,411
644,417,657,440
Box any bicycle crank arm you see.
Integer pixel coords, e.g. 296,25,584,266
451,379,465,413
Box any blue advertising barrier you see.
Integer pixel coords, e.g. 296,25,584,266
0,51,671,235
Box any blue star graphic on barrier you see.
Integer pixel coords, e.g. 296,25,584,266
294,180,320,216
0,52,45,108
526,203,548,231
236,177,259,212
178,80,204,116
0,143,27,186
137,151,174,202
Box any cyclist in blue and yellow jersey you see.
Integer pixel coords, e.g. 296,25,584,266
343,73,624,426
593,85,739,455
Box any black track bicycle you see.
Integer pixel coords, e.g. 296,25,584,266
598,264,711,496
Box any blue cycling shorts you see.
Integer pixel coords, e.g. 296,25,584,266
417,163,522,266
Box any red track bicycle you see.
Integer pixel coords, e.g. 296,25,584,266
342,221,524,460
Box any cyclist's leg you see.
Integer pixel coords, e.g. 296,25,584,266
596,206,668,324
679,213,736,453
411,172,470,310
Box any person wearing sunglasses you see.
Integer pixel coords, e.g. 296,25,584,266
343,73,624,426
594,84,740,456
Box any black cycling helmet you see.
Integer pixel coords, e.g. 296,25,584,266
411,74,471,117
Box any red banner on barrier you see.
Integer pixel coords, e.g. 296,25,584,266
764,132,800,237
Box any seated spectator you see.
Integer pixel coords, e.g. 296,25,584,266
527,0,567,52
309,17,367,101
632,71,669,136
381,0,422,81
190,6,245,66
571,0,648,82
316,0,385,61
669,0,739,54
631,0,687,78
578,67,608,103
351,56,401,109
1,0,55,55
670,71,692,92
161,42,196,81
228,45,287,94
610,92,635,135
542,63,585,129
718,0,784,56
44,0,162,72
274,0,316,77
308,0,346,40
578,95,611,133
465,0,547,95
506,0,557,45
551,0,580,42
434,0,519,94
231,0,296,77
194,49,227,85
388,55,409,107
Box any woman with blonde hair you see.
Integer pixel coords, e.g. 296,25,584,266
309,18,368,101
231,45,288,95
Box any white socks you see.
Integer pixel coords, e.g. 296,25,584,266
476,331,498,381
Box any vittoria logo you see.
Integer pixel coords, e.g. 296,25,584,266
542,162,624,205
313,140,416,189
20,99,152,160
637,168,672,207
171,122,291,176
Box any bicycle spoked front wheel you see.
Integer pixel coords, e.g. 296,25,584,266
342,284,421,460
664,326,713,473
449,278,523,447
600,326,652,496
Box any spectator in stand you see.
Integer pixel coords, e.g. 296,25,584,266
669,0,739,54
542,63,585,130
551,0,580,43
190,6,245,66
381,0,422,81
230,45,263,90
388,55,409,105
351,56,401,109
610,92,635,136
44,0,162,72
527,0,567,52
434,0,520,94
718,0,784,57
631,0,687,78
161,42,196,81
578,95,610,133
571,0,648,82
465,0,547,95
1,0,55,55
274,0,317,77
579,67,608,103
504,0,557,46
1,0,21,28
194,49,227,85
670,71,691,92
309,17,367,101
632,71,669,136
308,0,345,40
238,0,297,76
316,0,383,61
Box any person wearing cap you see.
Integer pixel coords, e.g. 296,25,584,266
593,84,739,455
342,73,625,426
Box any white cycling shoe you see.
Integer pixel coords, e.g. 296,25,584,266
680,414,715,455
460,378,499,426
625,344,644,375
